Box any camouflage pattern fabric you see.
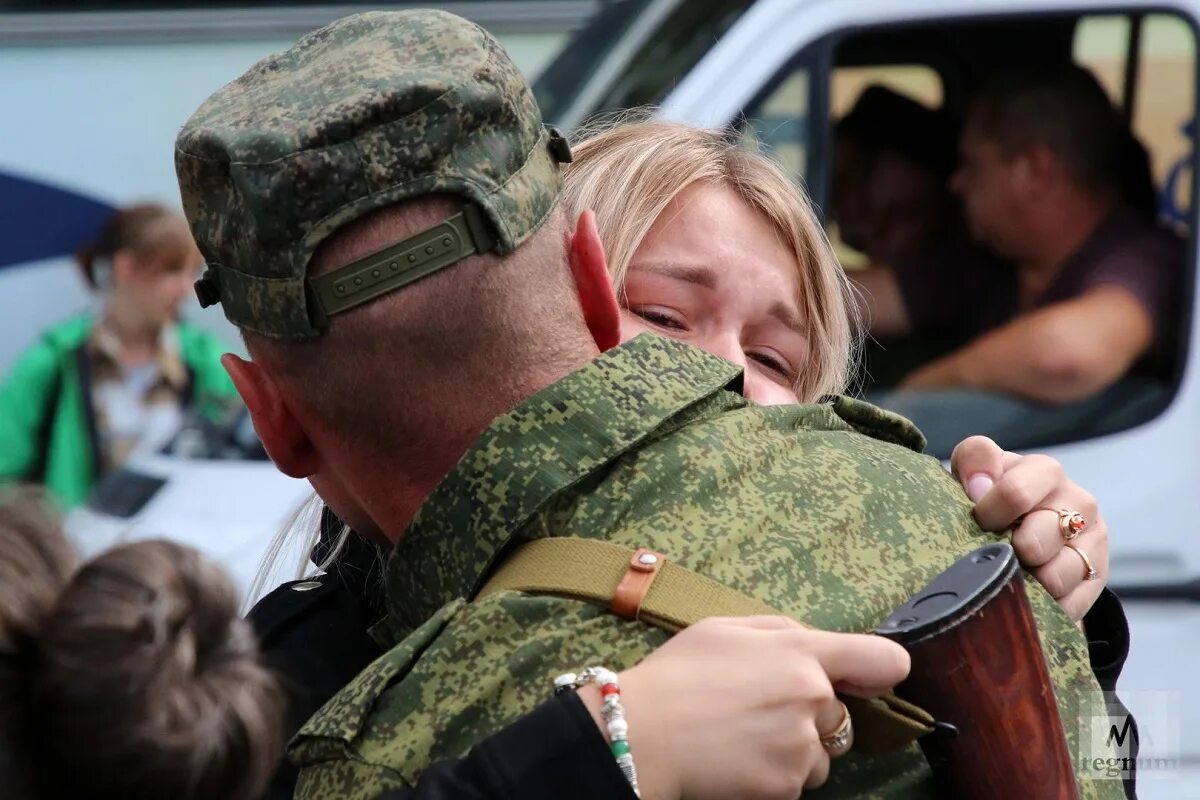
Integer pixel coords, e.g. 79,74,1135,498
290,335,1122,800
174,9,563,340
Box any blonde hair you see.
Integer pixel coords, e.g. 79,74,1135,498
562,115,860,401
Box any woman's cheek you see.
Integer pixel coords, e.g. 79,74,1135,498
743,372,801,406
618,310,659,343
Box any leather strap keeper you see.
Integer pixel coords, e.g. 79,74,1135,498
611,548,666,619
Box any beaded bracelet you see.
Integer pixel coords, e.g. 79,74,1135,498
554,666,640,797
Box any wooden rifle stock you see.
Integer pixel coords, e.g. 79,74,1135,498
876,543,1080,800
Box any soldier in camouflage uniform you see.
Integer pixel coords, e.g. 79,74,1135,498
174,10,1123,799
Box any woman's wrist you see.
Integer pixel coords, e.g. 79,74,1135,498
555,668,641,796
576,668,677,800
577,681,606,731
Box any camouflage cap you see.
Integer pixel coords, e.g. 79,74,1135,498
175,9,572,340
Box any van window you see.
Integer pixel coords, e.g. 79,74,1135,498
1073,15,1132,103
537,0,752,127
741,69,811,178
1074,13,1196,221
1135,15,1196,228
832,65,942,118
743,62,944,267
739,12,1196,456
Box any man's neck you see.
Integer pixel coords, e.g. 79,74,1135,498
1015,191,1115,304
363,344,602,544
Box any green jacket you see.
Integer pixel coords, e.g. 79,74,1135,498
0,315,237,508
291,336,1120,800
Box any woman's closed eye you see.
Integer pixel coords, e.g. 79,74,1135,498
629,305,688,331
747,348,795,381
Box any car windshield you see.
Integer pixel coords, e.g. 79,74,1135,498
534,0,753,127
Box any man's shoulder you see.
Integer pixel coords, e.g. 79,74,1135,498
291,598,468,774
823,395,928,451
661,393,933,469
1086,208,1184,274
291,594,664,784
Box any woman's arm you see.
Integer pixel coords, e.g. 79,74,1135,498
375,691,634,800
255,567,907,800
0,338,64,483
369,616,907,800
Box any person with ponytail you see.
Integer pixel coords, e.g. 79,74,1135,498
0,488,283,800
0,203,238,507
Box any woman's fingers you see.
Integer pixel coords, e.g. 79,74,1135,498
951,441,1109,622
693,618,912,696
801,629,911,697
620,619,907,800
1010,506,1065,567
971,454,1067,531
950,435,1005,501
1029,522,1109,620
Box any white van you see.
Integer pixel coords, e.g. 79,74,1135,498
535,0,1199,794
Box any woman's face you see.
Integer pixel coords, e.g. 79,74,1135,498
114,245,203,330
619,183,807,406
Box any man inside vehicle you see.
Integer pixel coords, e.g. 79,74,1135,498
854,63,1181,455
832,85,960,268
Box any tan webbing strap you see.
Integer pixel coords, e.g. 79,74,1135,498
478,537,936,754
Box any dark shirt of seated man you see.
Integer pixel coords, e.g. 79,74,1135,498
892,205,1183,380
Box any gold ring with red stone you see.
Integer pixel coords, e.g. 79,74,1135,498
1037,507,1086,541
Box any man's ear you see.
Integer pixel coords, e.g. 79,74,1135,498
222,354,320,479
567,210,621,352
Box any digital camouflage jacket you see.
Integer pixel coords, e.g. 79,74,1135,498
291,335,1121,800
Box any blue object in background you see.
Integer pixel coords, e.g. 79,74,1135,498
1160,119,1195,230
0,171,113,270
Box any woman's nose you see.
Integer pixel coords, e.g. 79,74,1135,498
741,372,796,406
695,332,747,370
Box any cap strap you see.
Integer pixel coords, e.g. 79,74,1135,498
310,205,497,321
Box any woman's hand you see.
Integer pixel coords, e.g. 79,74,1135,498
950,436,1107,621
578,616,910,800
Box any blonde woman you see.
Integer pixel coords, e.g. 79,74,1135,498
559,118,1112,623
252,120,1124,799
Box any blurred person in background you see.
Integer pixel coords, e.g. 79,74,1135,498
832,85,961,267
0,488,283,800
0,203,237,507
853,64,1180,454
